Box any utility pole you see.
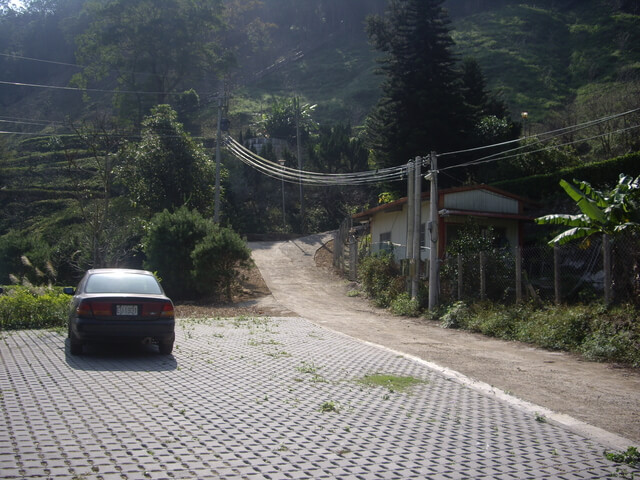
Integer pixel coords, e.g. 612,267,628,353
411,157,422,300
406,160,415,270
428,151,439,311
213,82,224,224
295,96,305,233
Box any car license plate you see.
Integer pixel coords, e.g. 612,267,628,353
116,305,138,316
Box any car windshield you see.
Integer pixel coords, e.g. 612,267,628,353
85,273,163,294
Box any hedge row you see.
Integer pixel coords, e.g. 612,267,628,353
0,287,69,331
493,151,640,200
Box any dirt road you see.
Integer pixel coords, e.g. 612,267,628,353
249,233,640,449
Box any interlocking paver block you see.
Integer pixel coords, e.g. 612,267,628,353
1,317,638,479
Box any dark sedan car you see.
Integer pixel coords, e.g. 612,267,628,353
65,269,175,355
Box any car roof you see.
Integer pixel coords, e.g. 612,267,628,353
85,268,154,276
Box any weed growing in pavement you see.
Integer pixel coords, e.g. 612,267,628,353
534,413,547,423
296,360,319,374
319,400,339,413
356,373,426,394
605,447,640,466
266,350,291,358
248,338,282,347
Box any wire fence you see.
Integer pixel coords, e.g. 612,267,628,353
334,226,640,306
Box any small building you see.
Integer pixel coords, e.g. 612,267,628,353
352,185,533,262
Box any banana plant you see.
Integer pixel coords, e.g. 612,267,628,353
536,174,640,245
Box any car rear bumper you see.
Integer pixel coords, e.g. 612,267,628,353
70,317,175,343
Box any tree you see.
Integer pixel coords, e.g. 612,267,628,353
365,0,470,169
119,105,217,216
259,96,316,143
71,0,232,124
143,207,251,301
536,175,640,245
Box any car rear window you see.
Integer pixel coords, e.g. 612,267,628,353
85,273,163,294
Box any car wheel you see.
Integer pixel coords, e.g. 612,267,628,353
159,341,174,355
69,336,83,355
68,325,83,355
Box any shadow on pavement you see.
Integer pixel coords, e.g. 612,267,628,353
64,339,178,372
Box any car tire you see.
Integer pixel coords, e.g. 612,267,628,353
69,336,83,355
159,341,174,355
68,324,83,355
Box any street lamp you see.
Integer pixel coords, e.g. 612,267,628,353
521,111,528,138
278,159,286,229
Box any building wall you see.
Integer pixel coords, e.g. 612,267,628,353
369,189,523,261
370,202,432,261
443,190,519,214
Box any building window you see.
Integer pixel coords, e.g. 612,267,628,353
379,232,392,253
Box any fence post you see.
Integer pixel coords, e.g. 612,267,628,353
603,234,612,305
515,246,522,304
349,234,357,282
554,245,561,304
457,255,463,300
479,251,486,301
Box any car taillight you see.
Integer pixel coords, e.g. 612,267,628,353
161,301,174,317
141,301,174,317
76,300,93,317
76,301,112,317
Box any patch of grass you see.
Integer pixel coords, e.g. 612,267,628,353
605,446,640,466
357,373,426,394
296,360,319,375
438,301,640,367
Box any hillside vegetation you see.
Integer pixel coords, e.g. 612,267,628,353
1,0,639,286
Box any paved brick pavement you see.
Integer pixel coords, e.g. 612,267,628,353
1,317,638,479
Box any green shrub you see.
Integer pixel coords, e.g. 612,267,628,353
143,206,251,301
358,253,404,308
437,301,640,366
390,293,420,317
440,301,470,329
514,305,592,350
0,286,69,331
191,225,252,301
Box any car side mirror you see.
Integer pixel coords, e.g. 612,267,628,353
63,287,75,295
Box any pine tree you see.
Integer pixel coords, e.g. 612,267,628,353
365,0,470,169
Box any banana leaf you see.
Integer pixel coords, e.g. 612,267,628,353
535,213,590,227
559,179,606,224
548,226,599,246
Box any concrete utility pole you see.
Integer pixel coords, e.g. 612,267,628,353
411,157,421,301
406,160,415,267
428,151,439,311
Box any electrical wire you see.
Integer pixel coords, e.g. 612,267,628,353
441,122,640,172
224,135,410,185
0,79,187,96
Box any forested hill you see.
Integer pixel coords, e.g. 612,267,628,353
0,0,639,128
1,0,639,285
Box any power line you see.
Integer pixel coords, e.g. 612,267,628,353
438,107,640,158
0,79,187,96
225,135,409,186
0,52,84,69
440,122,640,172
